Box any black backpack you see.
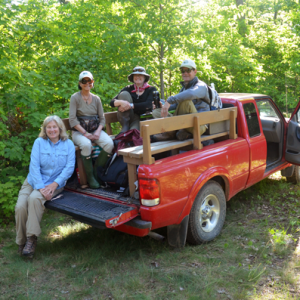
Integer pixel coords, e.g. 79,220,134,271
97,153,128,189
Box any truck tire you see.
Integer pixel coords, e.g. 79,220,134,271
286,165,300,184
187,181,226,245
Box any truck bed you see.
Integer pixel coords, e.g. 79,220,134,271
45,182,143,229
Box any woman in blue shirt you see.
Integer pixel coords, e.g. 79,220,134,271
15,115,75,258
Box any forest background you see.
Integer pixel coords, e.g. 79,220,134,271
0,0,299,220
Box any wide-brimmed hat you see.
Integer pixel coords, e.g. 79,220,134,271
128,66,150,83
79,71,93,81
180,59,197,70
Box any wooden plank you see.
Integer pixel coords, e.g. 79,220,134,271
140,107,237,136
76,149,87,186
142,125,153,165
122,156,145,166
62,118,71,131
193,115,202,150
229,109,237,139
127,164,138,197
104,111,118,135
119,139,193,159
201,132,229,142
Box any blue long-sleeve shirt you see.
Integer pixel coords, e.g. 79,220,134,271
27,137,75,190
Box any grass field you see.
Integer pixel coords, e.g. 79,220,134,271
0,172,299,300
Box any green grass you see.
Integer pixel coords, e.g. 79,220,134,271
0,172,300,299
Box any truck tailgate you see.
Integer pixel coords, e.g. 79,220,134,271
45,190,139,228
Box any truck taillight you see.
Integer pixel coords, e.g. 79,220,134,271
139,179,160,206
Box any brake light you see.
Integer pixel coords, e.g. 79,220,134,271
139,179,160,206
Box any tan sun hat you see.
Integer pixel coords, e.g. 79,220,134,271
128,66,150,83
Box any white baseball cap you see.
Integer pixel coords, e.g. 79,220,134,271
79,71,93,81
180,59,196,70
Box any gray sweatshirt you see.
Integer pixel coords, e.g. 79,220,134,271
166,76,210,112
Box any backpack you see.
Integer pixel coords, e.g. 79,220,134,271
206,83,222,110
97,153,128,189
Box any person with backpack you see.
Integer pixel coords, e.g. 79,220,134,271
152,59,211,141
110,66,158,133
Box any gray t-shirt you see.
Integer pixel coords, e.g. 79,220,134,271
69,92,106,129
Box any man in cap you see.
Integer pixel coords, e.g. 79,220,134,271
153,59,210,141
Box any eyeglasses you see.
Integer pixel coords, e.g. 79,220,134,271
80,78,92,84
180,68,194,74
133,68,145,73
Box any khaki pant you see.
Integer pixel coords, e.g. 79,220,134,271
15,178,63,245
72,129,114,156
152,100,206,135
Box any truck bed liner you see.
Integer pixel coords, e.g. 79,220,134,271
45,190,140,228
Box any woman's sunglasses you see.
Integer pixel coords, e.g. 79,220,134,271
80,78,92,84
133,68,145,73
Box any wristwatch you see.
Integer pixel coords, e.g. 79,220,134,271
130,103,134,109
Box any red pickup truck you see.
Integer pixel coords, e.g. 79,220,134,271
46,93,300,247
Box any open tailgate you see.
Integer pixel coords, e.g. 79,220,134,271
45,190,139,228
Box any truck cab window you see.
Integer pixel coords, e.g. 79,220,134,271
256,100,279,118
243,103,261,138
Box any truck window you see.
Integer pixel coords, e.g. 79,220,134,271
256,100,279,118
243,103,261,138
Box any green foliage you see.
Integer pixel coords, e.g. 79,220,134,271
0,0,299,219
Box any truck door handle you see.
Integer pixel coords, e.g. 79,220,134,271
272,122,276,129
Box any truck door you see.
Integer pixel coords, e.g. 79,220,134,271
242,101,267,188
285,101,300,165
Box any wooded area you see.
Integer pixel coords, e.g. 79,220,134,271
0,0,299,218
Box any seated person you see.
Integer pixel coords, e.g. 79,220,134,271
153,59,210,141
15,115,75,258
110,66,158,133
69,71,114,189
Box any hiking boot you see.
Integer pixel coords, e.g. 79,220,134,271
18,244,25,256
176,129,193,141
22,235,37,258
93,150,111,183
81,155,100,189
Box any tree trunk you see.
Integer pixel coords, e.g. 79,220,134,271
159,4,165,99
160,42,165,99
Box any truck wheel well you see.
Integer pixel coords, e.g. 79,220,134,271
210,176,228,199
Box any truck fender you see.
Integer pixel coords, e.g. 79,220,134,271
176,167,232,224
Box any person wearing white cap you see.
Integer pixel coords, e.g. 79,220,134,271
110,66,158,133
153,59,210,141
69,71,114,189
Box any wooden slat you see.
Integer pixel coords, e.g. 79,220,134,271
62,118,71,131
140,107,237,137
122,156,145,166
193,115,202,150
119,139,193,159
76,149,87,186
127,164,138,197
201,132,229,142
142,125,152,165
104,112,118,135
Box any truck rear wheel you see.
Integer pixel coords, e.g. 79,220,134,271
286,165,300,184
187,181,226,245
